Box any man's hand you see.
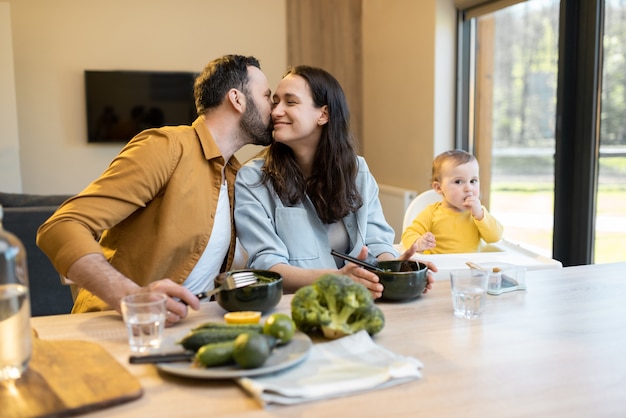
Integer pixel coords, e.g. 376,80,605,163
144,279,201,327
66,253,201,327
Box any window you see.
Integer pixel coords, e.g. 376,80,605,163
464,0,560,257
596,0,626,264
459,0,626,264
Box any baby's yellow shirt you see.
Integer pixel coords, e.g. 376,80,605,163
401,201,503,254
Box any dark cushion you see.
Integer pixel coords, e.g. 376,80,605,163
0,192,71,208
1,192,75,316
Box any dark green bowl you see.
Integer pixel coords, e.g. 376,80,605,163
214,270,283,313
375,260,428,301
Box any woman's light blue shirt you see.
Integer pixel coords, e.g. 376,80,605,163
234,156,398,270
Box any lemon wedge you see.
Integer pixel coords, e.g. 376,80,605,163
224,311,262,324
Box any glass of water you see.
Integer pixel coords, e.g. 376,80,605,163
121,292,167,353
450,269,489,319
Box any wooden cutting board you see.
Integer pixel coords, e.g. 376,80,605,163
1,336,143,418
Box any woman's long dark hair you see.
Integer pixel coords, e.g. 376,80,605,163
262,66,362,224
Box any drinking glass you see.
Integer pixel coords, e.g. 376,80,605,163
450,269,489,319
121,292,167,353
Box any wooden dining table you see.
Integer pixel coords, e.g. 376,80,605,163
22,262,626,417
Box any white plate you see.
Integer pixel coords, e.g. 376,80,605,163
155,331,312,379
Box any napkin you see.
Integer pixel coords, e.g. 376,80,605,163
237,330,423,406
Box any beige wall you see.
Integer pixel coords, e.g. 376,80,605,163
2,0,456,196
3,0,286,194
0,2,21,192
362,0,456,193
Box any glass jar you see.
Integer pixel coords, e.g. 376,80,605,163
0,204,32,380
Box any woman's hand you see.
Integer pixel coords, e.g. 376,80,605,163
339,246,383,299
421,263,436,294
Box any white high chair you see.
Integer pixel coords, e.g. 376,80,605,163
399,189,562,280
402,189,442,231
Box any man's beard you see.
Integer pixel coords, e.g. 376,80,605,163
240,96,273,146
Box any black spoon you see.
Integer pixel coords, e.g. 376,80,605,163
330,249,386,273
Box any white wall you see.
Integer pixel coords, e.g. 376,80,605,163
3,0,457,197
3,0,286,194
0,3,21,192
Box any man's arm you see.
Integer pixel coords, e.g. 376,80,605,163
66,253,200,325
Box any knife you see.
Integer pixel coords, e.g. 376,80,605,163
129,351,195,364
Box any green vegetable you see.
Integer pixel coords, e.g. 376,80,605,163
232,333,271,369
192,322,263,333
178,328,259,352
195,341,235,367
263,313,296,343
290,273,385,339
194,333,275,369
246,274,277,287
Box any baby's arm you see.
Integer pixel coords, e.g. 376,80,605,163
414,232,436,252
401,208,436,252
475,208,504,243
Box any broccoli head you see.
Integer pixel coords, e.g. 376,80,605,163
348,303,385,336
290,285,331,334
290,273,385,339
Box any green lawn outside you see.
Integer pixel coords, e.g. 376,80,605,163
490,184,626,264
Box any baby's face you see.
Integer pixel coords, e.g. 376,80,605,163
436,160,480,212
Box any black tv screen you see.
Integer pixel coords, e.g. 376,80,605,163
85,70,197,143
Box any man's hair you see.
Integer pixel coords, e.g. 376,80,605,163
431,149,477,182
262,65,362,223
193,55,260,115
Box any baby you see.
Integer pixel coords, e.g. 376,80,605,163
401,150,503,253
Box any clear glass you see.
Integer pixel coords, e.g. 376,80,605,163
121,292,167,353
0,206,32,380
450,269,488,319
596,0,626,264
473,0,560,258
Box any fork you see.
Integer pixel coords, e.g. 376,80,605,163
194,271,258,301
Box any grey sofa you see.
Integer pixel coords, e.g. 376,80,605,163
0,192,75,316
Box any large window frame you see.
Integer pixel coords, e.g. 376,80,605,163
456,0,605,266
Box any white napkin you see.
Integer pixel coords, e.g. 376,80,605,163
237,330,423,406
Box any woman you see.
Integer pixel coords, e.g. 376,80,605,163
234,66,435,298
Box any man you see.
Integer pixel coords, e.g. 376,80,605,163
37,55,273,326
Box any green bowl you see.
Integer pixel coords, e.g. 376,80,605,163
375,260,428,301
214,270,283,313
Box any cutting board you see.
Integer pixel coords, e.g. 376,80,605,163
1,336,143,418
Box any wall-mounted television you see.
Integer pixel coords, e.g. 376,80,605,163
85,70,197,143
